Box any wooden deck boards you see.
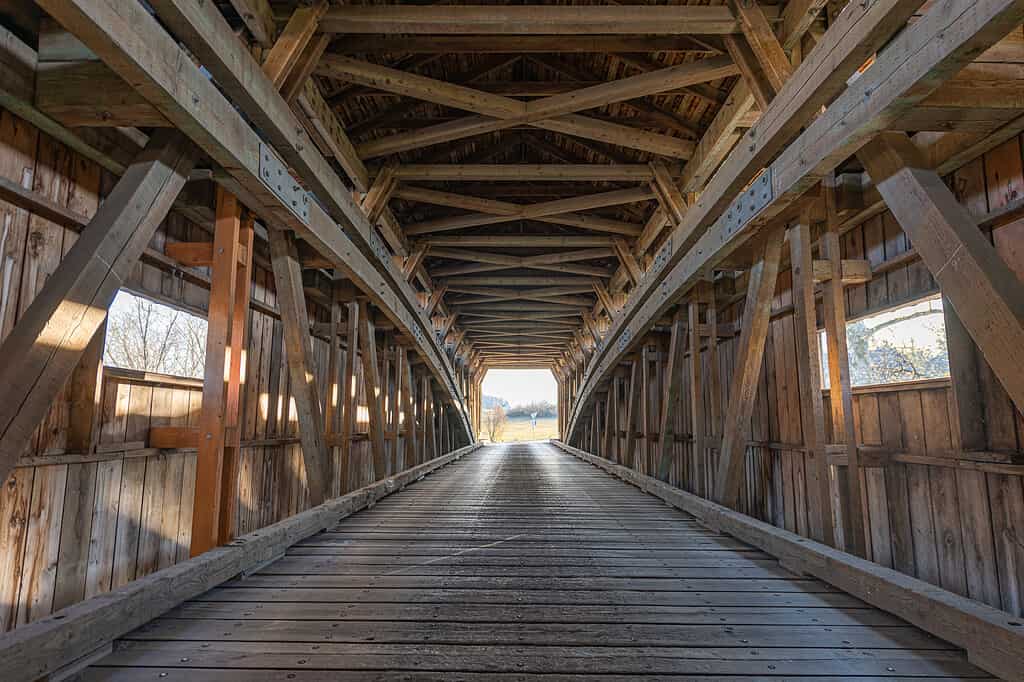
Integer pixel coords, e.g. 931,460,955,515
82,442,992,680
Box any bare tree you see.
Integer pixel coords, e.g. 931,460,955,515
483,405,507,443
104,291,208,378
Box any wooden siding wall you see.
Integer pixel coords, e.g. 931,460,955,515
0,110,444,631
587,133,1024,620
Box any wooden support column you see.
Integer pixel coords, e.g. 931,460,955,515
788,216,835,548
641,343,657,477
358,301,388,482
398,346,419,467
268,228,329,508
219,213,255,545
943,300,987,450
192,189,242,556
324,286,344,496
388,342,402,472
687,297,705,494
860,132,1024,414
0,131,195,483
820,177,867,558
656,311,687,482
713,227,784,509
622,359,642,471
425,381,438,460
339,301,359,493
703,283,722,466
66,326,106,453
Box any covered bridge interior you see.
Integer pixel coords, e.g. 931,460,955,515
1,0,1024,679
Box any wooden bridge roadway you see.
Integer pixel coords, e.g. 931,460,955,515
80,443,990,680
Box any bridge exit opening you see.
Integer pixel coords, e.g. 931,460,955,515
479,368,558,443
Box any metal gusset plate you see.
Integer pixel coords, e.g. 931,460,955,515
716,169,772,240
258,143,310,225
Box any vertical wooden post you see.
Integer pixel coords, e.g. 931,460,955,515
622,359,641,470
713,227,784,509
641,343,655,476
339,300,359,493
821,176,867,557
398,346,418,467
687,298,705,494
358,301,388,482
390,344,403,471
191,189,242,556
218,213,255,544
268,228,329,508
656,311,686,482
66,325,106,453
702,281,722,488
324,285,343,496
943,301,987,450
425,382,437,460
788,217,836,548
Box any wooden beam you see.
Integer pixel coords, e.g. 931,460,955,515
787,217,835,548
818,177,867,558
713,228,783,508
656,312,687,482
359,302,389,482
0,131,195,485
391,164,674,182
425,235,615,248
328,35,723,54
219,213,255,545
398,346,419,467
398,185,653,235
687,298,705,494
723,34,775,111
268,228,330,507
649,161,688,227
612,238,644,285
339,301,359,494
66,326,106,453
321,55,733,158
228,0,275,46
261,1,327,88
319,5,776,34
190,188,242,556
729,0,794,93
861,131,1024,417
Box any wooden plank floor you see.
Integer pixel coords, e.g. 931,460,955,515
83,442,993,680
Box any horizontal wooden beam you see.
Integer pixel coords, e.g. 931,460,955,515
328,36,720,53
319,5,777,34
443,275,600,287
423,235,616,248
390,164,680,182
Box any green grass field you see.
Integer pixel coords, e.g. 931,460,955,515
492,416,559,442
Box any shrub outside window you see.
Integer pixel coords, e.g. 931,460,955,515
103,290,208,380
819,297,949,389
